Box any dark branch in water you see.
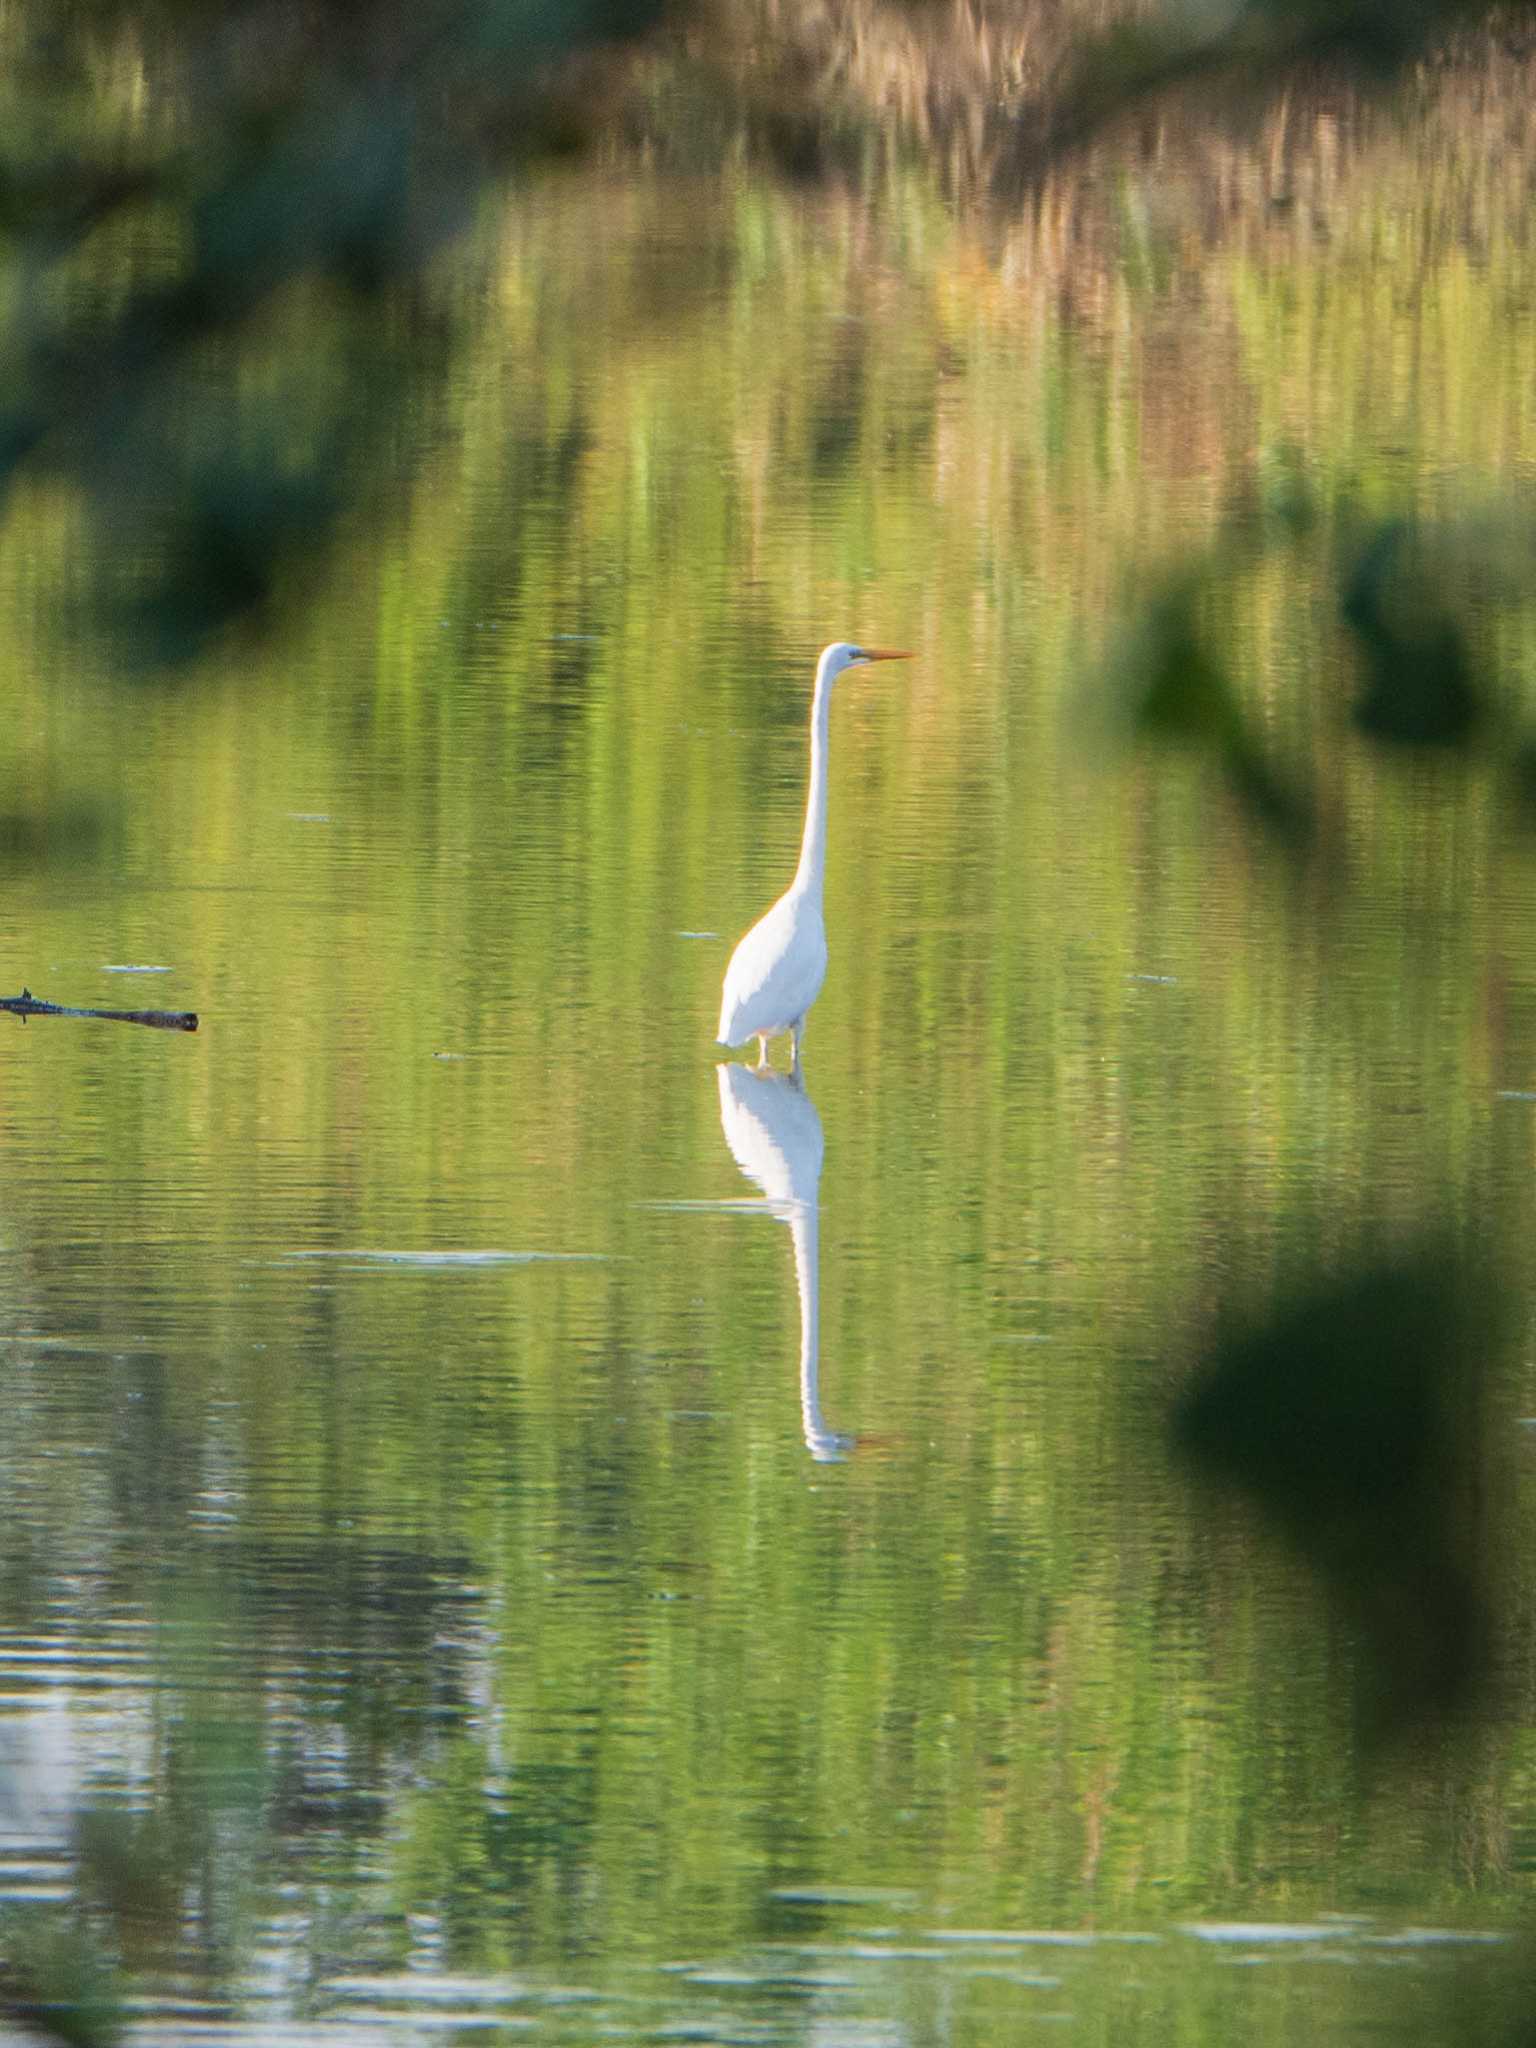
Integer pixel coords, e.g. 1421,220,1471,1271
0,987,198,1032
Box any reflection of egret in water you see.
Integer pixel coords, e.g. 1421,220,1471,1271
716,1062,852,1462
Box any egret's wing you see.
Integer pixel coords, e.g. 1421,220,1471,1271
718,894,809,1042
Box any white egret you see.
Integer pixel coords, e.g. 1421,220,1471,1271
717,640,912,1069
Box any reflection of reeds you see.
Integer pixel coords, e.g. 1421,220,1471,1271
626,4,1536,249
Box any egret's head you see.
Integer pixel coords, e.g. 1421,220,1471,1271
819,641,913,685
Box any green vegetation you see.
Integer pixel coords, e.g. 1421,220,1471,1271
3,4,1536,2042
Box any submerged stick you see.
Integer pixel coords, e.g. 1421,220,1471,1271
0,986,198,1032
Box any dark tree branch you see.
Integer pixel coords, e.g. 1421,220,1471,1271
0,987,198,1031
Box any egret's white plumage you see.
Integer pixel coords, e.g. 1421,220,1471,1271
717,640,911,1068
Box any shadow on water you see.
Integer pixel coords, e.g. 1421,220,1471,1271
1170,1227,1503,1742
715,1063,852,1464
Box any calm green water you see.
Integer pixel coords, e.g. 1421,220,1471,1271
4,97,1536,2048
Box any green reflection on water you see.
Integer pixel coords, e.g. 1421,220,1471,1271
3,72,1536,2046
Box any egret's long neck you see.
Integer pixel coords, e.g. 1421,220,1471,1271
792,664,834,898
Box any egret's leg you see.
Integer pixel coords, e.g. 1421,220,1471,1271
755,1033,770,1070
790,1017,805,1073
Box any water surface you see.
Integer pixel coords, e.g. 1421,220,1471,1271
3,89,1536,2046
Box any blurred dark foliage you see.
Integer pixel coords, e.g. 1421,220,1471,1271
1126,572,1315,851
0,0,1523,667
1021,0,1536,179
1108,462,1536,850
1342,520,1481,747
0,0,670,667
1108,460,1318,851
1173,1233,1501,1736
0,802,107,867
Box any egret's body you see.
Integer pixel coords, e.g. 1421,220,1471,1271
717,641,910,1068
